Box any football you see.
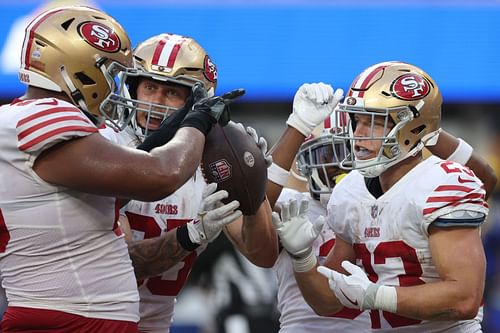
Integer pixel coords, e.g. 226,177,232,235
201,121,268,215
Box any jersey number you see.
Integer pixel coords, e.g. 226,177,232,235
126,212,197,296
354,241,425,328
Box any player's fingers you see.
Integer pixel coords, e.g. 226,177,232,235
245,126,258,143
333,88,344,102
280,202,290,222
341,261,363,275
217,210,243,226
298,199,309,217
312,215,326,234
317,266,334,280
288,199,298,219
271,212,283,228
222,88,245,104
203,189,229,208
202,183,218,199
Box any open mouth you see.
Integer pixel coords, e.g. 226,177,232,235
354,145,373,160
144,114,166,130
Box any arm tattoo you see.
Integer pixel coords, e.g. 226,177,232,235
127,229,191,280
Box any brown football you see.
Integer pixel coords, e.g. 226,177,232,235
201,121,267,215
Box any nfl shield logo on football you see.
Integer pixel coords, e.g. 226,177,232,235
209,159,232,182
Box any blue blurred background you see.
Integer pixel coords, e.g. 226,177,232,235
1,1,499,332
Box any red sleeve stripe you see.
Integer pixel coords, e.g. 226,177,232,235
423,200,489,215
434,185,475,193
17,107,84,126
18,126,98,151
426,192,485,203
18,115,94,140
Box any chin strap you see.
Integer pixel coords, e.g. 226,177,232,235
60,65,88,112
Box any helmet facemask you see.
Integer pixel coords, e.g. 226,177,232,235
117,33,218,141
296,124,349,200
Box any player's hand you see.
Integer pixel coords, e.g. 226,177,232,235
193,88,245,125
186,183,242,244
287,83,344,136
271,198,324,258
318,261,384,311
421,128,442,146
137,83,206,152
242,124,272,168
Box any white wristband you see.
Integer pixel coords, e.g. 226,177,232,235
374,285,398,313
268,162,290,186
291,250,317,272
447,138,473,165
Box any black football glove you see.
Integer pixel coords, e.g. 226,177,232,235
136,83,207,152
180,88,245,135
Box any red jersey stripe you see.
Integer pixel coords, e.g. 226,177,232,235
423,199,488,215
19,126,98,151
18,115,93,140
17,107,83,126
426,192,485,203
434,185,475,193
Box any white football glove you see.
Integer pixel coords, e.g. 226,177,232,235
317,261,397,313
421,128,442,146
245,125,272,167
271,198,325,258
187,183,242,244
287,83,344,136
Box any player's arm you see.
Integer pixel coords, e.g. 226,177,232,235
266,83,344,207
120,215,192,280
425,129,497,198
266,128,308,207
393,225,485,321
294,235,355,316
318,225,485,321
122,184,242,279
33,89,242,202
224,198,279,268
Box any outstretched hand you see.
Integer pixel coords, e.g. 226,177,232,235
186,183,242,244
271,198,325,258
287,83,344,137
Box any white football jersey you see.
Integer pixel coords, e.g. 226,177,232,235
101,125,208,333
328,156,488,332
0,98,139,322
274,188,370,333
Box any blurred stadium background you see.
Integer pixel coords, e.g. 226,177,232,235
1,1,499,332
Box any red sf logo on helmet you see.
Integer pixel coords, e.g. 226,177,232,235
203,55,217,82
391,73,430,101
78,22,121,53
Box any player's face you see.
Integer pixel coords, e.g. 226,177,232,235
352,113,393,160
135,78,190,131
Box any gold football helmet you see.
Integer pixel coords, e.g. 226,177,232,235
333,61,442,177
19,6,133,128
296,115,349,200
122,33,218,138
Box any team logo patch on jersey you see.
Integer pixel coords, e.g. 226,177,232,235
391,73,430,101
203,55,217,82
208,159,232,182
78,22,121,52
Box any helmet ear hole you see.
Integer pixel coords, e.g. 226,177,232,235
74,72,95,85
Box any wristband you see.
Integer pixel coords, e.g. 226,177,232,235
290,249,317,272
268,163,290,186
374,285,398,313
176,225,200,251
364,284,397,313
447,138,473,165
